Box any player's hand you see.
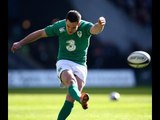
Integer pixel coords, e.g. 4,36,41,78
98,16,106,26
11,42,22,53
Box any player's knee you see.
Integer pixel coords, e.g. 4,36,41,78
69,79,77,85
65,79,77,87
61,70,77,86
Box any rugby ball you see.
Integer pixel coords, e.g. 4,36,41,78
127,51,151,68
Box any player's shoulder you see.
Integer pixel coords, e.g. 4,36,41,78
53,19,65,26
80,20,94,28
45,19,65,36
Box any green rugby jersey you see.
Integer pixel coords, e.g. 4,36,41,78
44,19,94,66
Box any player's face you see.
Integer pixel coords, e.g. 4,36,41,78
66,20,80,35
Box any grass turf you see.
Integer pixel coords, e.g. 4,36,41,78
8,86,152,120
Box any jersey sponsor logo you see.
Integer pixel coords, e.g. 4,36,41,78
59,27,65,33
77,31,82,38
66,40,76,51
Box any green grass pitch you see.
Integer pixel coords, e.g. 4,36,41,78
8,87,152,120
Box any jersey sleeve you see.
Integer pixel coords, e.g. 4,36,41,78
44,23,58,37
85,22,94,36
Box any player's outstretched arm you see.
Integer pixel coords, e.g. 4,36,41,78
11,29,47,53
90,16,106,35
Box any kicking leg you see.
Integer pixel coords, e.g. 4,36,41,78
61,70,82,102
76,75,89,110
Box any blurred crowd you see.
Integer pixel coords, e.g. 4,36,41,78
111,0,152,27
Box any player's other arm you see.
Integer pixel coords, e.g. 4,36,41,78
90,16,106,35
11,29,47,53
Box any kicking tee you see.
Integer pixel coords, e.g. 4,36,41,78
44,19,93,66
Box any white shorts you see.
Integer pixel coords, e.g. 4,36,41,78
56,60,88,87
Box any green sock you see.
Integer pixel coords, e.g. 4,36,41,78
68,83,81,103
57,100,74,120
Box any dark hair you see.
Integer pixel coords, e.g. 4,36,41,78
66,10,81,22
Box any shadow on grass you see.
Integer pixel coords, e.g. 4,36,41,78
8,86,152,95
